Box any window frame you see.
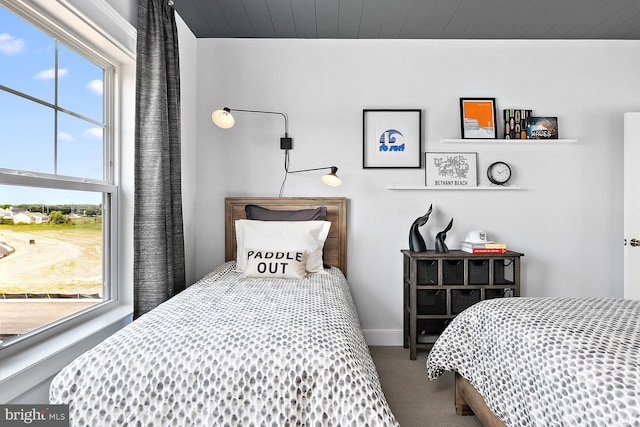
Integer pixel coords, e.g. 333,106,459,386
0,0,135,403
0,1,116,348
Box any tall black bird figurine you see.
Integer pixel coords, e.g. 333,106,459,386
409,204,432,252
435,218,454,253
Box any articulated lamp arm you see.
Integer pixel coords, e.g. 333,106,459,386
211,107,292,149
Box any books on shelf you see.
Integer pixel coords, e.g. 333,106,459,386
461,241,506,248
460,241,507,254
461,247,507,254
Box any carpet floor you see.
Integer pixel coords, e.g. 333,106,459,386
369,346,482,427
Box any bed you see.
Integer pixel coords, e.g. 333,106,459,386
50,197,398,426
426,296,640,427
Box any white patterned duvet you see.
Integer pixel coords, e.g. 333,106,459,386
50,263,398,426
426,297,640,427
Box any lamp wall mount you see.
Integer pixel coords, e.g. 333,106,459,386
280,136,292,150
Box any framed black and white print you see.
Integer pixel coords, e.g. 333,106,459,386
363,109,422,168
460,98,497,139
425,152,477,187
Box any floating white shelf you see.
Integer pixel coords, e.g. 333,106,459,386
386,138,577,191
386,184,522,190
441,138,577,144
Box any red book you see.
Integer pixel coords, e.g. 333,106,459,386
461,247,507,254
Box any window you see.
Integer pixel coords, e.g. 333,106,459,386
0,3,116,347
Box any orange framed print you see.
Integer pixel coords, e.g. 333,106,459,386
460,98,497,139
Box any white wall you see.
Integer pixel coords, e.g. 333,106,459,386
177,14,198,286
193,38,640,344
104,0,136,28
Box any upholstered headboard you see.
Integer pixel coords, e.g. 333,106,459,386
224,197,347,276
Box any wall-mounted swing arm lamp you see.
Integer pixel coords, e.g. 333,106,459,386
279,151,341,196
288,166,342,187
211,106,342,196
211,107,292,149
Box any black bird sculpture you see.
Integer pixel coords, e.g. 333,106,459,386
409,204,432,252
435,218,454,253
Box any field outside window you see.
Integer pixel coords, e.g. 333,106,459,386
0,188,107,342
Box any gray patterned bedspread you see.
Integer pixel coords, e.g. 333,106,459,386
50,263,398,426
426,297,640,427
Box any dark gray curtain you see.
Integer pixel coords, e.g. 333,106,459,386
134,0,185,319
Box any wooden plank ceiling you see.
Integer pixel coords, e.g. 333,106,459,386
174,0,640,39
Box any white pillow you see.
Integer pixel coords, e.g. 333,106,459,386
235,220,331,273
241,249,307,279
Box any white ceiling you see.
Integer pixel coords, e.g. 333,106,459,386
174,0,640,40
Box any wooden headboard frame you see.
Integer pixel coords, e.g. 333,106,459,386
224,197,347,276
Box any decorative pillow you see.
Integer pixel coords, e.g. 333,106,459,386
241,249,307,279
245,204,327,221
235,220,331,273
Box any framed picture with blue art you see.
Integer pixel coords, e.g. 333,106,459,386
363,109,422,168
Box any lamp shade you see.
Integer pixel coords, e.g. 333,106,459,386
212,108,235,129
321,168,342,187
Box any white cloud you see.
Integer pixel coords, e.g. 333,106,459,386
58,132,74,141
33,68,69,80
34,69,55,80
83,128,103,139
87,79,103,95
0,33,25,55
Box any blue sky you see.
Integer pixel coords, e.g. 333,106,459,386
1,6,104,205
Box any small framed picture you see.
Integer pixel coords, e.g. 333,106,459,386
503,109,532,139
425,152,477,187
527,117,558,139
363,109,422,168
460,98,497,139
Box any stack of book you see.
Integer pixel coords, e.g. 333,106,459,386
460,241,507,254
